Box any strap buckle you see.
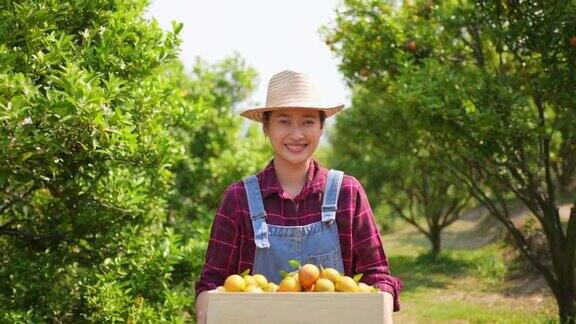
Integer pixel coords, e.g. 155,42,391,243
323,219,335,226
321,205,337,213
251,212,267,220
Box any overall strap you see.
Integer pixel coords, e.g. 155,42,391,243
322,170,344,223
242,175,270,248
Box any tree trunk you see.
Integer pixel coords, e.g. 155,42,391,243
556,288,576,324
545,205,576,323
427,227,442,259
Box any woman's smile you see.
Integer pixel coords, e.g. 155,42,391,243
285,144,308,153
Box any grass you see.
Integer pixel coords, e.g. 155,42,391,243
383,216,559,323
399,296,554,324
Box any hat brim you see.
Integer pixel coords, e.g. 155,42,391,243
240,104,345,123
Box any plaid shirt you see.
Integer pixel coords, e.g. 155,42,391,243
195,159,403,311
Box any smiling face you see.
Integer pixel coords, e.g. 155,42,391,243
263,109,324,167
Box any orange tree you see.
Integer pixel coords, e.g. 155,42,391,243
0,0,194,321
166,57,271,302
324,0,576,321
168,55,271,233
0,0,263,321
328,86,472,258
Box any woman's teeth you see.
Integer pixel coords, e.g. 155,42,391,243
286,144,307,153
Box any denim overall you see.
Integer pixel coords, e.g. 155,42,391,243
242,169,346,284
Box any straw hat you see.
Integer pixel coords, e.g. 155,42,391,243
240,70,345,123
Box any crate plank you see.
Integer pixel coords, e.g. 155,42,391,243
207,292,386,324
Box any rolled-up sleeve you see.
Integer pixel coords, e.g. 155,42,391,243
351,178,403,311
194,186,240,300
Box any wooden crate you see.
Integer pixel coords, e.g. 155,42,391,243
207,292,386,324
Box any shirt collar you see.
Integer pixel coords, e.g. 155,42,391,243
257,158,328,200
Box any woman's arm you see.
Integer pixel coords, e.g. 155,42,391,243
383,291,394,323
195,290,209,324
194,186,242,321
349,177,403,312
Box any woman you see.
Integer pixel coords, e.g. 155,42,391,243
195,70,403,323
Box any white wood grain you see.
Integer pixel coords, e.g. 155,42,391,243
207,292,387,324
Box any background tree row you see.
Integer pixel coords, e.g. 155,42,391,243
324,0,576,321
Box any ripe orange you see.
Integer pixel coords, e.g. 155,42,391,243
224,274,246,292
244,285,263,293
319,268,341,283
262,282,279,292
251,274,268,288
277,276,301,292
298,264,320,288
358,282,372,293
313,278,335,292
304,284,315,292
335,276,360,292
570,35,576,48
406,40,418,53
242,275,257,287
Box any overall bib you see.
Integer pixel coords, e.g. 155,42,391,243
242,169,346,285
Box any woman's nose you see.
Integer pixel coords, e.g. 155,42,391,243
289,126,306,140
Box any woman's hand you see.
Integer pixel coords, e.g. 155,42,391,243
195,288,220,324
381,291,394,324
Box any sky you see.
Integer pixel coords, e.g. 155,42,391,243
146,0,351,113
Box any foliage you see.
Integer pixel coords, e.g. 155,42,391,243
0,0,266,321
324,0,576,321
325,6,473,257
168,55,272,228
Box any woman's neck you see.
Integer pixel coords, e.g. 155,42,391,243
273,156,310,190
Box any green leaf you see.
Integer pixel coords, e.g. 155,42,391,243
288,259,301,269
240,268,250,276
20,151,35,162
171,21,183,34
353,273,363,283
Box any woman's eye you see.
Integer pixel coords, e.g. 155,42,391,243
304,120,315,125
279,120,289,124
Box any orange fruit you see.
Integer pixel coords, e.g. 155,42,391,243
358,282,372,293
313,278,335,292
298,264,320,288
252,274,268,288
291,271,299,281
406,40,418,53
262,282,279,292
224,274,246,292
277,276,301,292
335,276,360,292
243,275,257,287
320,268,341,283
570,35,576,48
244,285,263,293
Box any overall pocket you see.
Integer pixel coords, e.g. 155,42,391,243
305,251,337,269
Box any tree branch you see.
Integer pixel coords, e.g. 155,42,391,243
0,228,65,243
386,198,430,238
440,196,470,228
468,24,485,67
